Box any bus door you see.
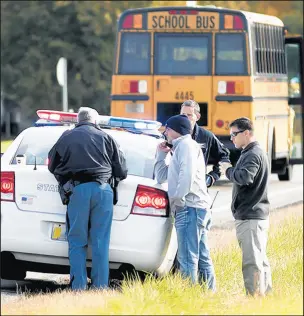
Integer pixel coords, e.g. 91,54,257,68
149,11,219,128
285,36,304,163
153,32,213,128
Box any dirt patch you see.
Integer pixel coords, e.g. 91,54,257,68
208,203,303,250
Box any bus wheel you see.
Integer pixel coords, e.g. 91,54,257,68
278,164,293,181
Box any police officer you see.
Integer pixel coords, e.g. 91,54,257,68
48,107,128,291
180,100,231,187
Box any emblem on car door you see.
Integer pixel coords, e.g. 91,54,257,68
37,183,59,192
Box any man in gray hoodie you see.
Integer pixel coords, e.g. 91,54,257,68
154,114,215,291
219,117,272,296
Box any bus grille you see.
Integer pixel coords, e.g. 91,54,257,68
157,103,208,126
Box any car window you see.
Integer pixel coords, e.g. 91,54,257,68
11,128,65,166
106,130,160,179
12,127,159,179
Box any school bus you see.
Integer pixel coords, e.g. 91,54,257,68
110,5,303,181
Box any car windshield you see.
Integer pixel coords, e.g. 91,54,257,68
11,127,159,179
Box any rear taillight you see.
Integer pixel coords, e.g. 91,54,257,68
168,10,198,15
216,120,224,128
1,171,15,202
131,185,169,217
218,81,244,95
130,81,139,93
122,80,148,94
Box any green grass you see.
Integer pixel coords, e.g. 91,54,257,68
2,209,303,315
1,140,13,153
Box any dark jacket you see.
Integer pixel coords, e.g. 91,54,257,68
192,124,230,181
226,141,270,220
48,122,128,185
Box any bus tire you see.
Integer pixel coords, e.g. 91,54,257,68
267,124,274,172
278,164,293,181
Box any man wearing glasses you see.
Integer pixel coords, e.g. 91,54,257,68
219,117,272,297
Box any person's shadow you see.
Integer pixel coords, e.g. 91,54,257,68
1,278,69,296
1,276,122,297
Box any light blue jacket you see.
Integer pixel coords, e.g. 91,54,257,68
155,134,211,213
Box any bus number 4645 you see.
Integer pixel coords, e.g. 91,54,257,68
175,91,194,100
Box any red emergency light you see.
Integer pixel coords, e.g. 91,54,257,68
223,14,244,30
37,110,77,123
168,10,198,15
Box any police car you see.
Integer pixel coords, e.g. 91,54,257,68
1,110,177,281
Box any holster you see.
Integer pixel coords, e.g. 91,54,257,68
58,179,75,205
108,177,119,205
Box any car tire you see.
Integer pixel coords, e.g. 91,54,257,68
171,255,179,274
1,253,26,281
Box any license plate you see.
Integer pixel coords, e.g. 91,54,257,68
125,103,144,113
51,223,67,241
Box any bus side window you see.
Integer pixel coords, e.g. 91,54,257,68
286,43,302,98
285,37,303,162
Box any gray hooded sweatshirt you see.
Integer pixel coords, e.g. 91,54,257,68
154,134,211,213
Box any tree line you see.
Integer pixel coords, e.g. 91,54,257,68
1,1,303,123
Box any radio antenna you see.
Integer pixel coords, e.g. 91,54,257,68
33,155,37,170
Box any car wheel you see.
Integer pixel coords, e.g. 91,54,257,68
1,253,26,281
171,255,179,274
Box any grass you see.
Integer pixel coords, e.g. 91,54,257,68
1,140,13,153
2,205,303,315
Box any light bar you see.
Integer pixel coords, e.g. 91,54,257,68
37,110,78,123
35,119,64,127
36,110,161,131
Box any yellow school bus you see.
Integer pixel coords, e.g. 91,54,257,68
110,5,303,181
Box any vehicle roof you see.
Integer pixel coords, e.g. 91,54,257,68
24,125,162,145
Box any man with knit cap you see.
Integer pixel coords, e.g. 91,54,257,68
154,114,216,291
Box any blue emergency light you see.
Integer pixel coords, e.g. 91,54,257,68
36,110,162,134
34,119,65,127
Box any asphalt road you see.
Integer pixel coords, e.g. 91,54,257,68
1,165,303,304
209,164,303,228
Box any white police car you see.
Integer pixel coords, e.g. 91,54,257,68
1,110,177,281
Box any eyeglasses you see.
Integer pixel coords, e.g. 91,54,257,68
230,130,245,138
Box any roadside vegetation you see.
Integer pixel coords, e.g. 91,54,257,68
2,204,303,315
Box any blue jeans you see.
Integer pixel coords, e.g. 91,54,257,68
67,182,113,291
174,206,216,291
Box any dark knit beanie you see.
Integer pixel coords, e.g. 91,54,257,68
165,114,192,136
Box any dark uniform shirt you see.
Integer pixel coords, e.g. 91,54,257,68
191,124,230,181
48,122,128,185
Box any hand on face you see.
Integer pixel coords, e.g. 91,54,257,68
157,141,171,153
